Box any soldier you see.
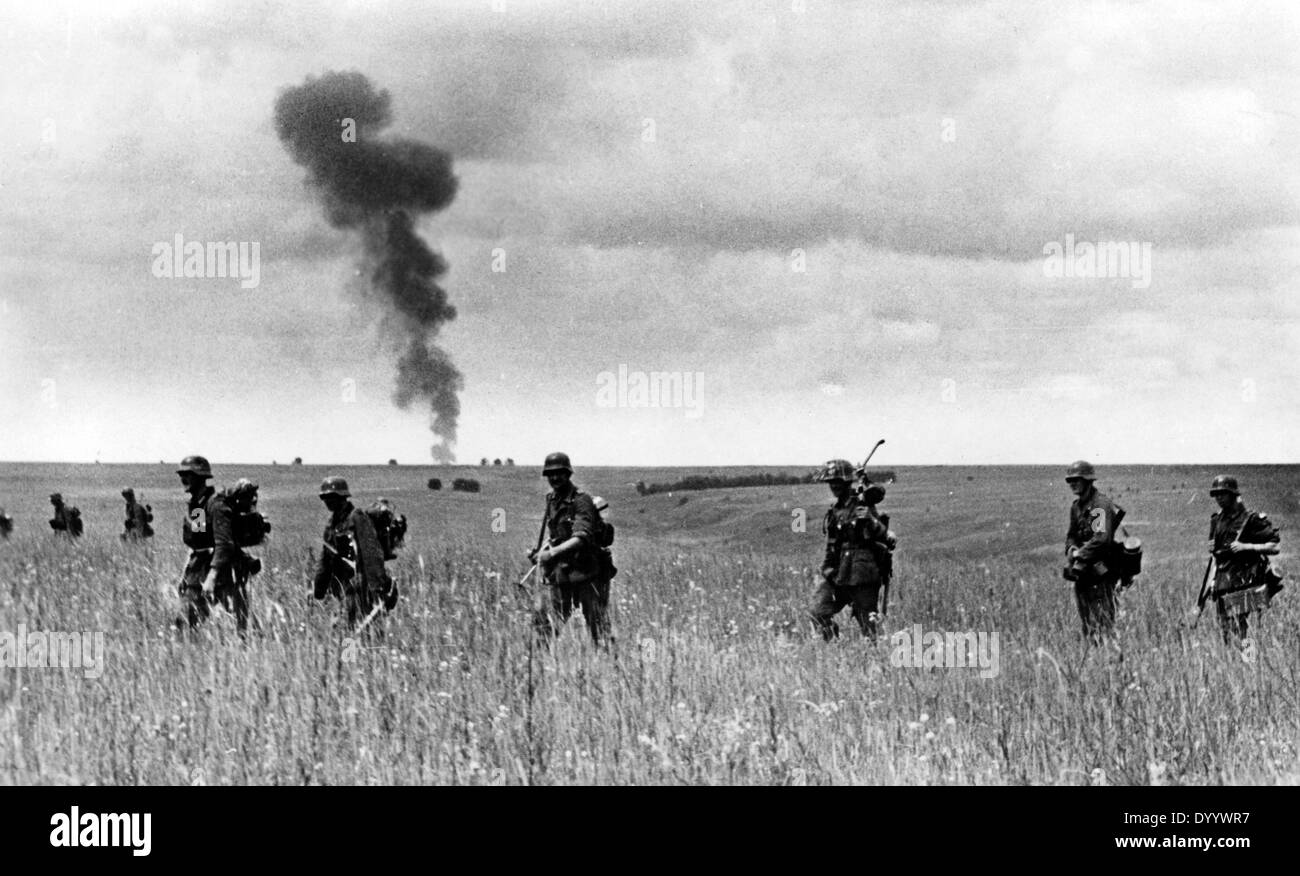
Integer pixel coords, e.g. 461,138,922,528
1063,460,1124,644
809,459,895,642
0,507,12,539
313,476,396,629
530,452,613,646
1207,475,1281,653
175,455,252,634
48,493,83,538
120,487,154,541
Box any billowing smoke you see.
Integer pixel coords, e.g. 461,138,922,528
274,70,462,462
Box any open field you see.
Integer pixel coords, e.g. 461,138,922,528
1,462,1298,785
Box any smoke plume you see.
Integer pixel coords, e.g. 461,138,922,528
274,70,462,462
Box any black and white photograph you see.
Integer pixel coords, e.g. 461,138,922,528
0,0,1296,846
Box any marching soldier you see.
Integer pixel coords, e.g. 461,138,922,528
175,455,252,634
1063,460,1123,643
48,493,83,538
809,459,895,642
120,487,154,541
1207,475,1281,652
530,452,613,646
313,476,396,629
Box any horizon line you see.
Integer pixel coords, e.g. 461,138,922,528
1,459,1295,468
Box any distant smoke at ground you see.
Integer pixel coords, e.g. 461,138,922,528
274,70,462,461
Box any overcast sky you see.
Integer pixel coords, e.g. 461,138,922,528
1,0,1297,466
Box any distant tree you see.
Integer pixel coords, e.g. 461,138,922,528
493,458,502,466
506,458,515,466
452,478,481,493
293,457,303,465
272,460,278,466
388,459,398,466
480,457,489,466
635,481,648,496
427,478,442,490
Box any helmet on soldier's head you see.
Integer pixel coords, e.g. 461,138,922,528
176,455,213,478
318,476,350,498
121,487,134,499
816,459,855,483
233,478,258,493
1065,460,1096,482
1210,475,1239,496
542,452,572,475
49,492,63,503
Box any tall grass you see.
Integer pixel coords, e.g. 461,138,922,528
2,522,1296,786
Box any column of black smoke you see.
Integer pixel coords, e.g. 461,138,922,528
274,70,462,462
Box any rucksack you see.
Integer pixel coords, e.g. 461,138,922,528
223,482,270,547
591,496,615,548
367,500,407,561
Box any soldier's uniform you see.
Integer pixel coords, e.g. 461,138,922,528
48,494,83,539
121,489,153,541
807,459,894,642
810,492,891,641
1208,477,1281,647
532,453,612,645
314,478,395,629
1064,462,1123,642
178,484,250,631
0,508,12,539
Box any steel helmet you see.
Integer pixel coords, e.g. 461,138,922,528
318,476,351,498
49,492,63,503
542,452,572,475
121,487,135,498
817,459,856,483
177,455,213,478
1065,460,1096,482
1209,475,1239,496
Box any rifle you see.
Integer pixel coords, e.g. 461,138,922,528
520,503,553,593
1192,556,1215,628
854,439,886,498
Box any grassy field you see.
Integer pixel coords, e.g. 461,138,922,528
1,462,1297,785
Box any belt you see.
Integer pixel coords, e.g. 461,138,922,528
188,547,214,555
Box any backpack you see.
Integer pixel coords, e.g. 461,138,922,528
223,483,270,547
367,500,407,561
591,496,615,548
